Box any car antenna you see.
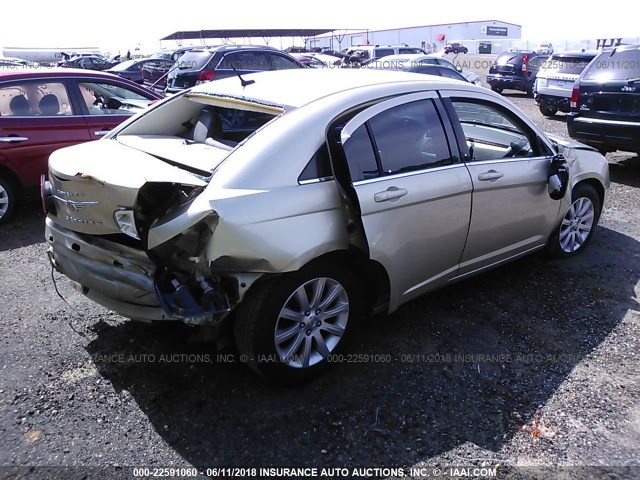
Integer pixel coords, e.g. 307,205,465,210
229,62,255,87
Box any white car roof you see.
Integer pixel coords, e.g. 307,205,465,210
190,67,469,108
188,69,466,109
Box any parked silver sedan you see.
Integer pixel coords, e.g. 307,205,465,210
43,69,609,382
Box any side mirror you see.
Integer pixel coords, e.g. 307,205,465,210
456,66,462,72
548,154,569,200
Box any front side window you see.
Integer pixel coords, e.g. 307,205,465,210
451,100,535,161
79,82,150,116
368,100,452,175
0,81,73,116
374,49,394,58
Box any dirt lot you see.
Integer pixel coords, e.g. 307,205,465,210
0,65,639,479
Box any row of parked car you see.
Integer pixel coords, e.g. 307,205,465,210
1,41,638,227
486,44,640,156
0,37,623,382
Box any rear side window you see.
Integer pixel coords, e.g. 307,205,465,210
368,100,452,174
584,50,640,81
299,144,333,182
219,52,271,71
270,54,302,70
0,81,73,116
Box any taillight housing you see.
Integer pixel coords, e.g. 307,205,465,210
197,70,216,84
522,54,528,73
570,84,580,111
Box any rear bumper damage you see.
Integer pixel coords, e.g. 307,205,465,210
45,218,241,323
46,217,166,321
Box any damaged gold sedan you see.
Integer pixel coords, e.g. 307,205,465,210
44,69,609,382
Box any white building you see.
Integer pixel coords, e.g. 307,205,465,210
306,20,522,54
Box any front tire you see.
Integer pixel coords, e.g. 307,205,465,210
234,262,362,383
491,85,503,94
0,175,16,226
547,183,601,258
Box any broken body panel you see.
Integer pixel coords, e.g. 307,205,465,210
45,88,352,323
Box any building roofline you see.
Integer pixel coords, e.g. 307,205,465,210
316,20,521,38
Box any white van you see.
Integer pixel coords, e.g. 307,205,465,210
534,51,598,116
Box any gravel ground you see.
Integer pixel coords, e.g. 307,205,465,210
0,61,639,480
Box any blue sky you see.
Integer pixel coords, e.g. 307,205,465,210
1,0,637,54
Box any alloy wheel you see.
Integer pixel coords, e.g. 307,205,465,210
559,197,595,253
0,183,9,219
274,277,349,369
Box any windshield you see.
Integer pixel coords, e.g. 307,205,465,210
584,50,640,81
541,55,595,75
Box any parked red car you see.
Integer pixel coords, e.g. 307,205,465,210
0,69,162,224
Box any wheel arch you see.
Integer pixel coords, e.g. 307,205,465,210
237,248,391,318
573,177,605,207
0,164,23,196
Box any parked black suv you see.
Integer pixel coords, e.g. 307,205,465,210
165,45,304,94
567,45,640,154
486,51,547,96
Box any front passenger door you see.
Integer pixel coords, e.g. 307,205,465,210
331,93,473,311
442,95,560,277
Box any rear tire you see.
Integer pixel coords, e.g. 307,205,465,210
540,105,558,117
234,261,363,384
527,84,535,97
547,183,601,258
0,175,16,226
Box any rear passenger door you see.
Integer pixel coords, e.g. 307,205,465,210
331,92,473,310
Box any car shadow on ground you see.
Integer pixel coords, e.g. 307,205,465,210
608,154,640,189
85,225,638,467
0,199,45,251
501,92,532,99
540,114,567,124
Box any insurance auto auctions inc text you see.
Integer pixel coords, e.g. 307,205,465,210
210,466,498,477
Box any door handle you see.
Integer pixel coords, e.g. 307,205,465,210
477,170,504,181
94,130,111,136
374,186,408,203
0,136,29,143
